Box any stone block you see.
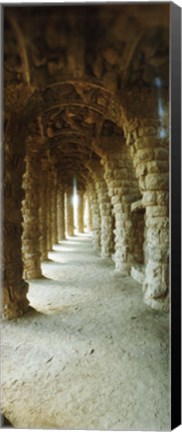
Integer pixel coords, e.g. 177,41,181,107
134,149,154,167
113,187,129,195
138,176,146,191
154,147,169,160
146,206,168,217
111,195,120,205
145,227,160,245
134,136,156,150
160,229,169,245
113,203,123,212
145,173,168,190
142,191,156,206
138,126,157,137
156,191,169,206
146,216,168,229
145,243,168,262
135,163,147,178
146,160,169,174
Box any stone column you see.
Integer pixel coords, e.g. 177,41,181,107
128,125,169,311
95,179,113,258
57,182,66,241
77,189,84,233
51,171,58,246
39,164,48,261
46,169,53,251
65,187,74,236
102,153,139,273
87,196,93,232
22,154,42,279
87,182,101,251
92,138,139,271
3,127,29,319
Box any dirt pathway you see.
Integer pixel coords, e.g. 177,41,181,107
1,234,170,430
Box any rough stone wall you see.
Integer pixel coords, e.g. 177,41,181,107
22,154,42,279
65,187,74,236
57,182,66,241
3,122,29,319
126,121,169,311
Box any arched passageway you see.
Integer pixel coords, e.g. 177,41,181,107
2,3,170,430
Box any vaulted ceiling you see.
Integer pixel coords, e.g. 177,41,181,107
4,3,169,189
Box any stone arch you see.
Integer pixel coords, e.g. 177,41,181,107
92,121,141,274
3,4,169,318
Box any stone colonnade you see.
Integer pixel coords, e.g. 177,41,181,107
126,121,169,311
3,113,169,318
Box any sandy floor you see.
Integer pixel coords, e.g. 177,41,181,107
1,234,170,430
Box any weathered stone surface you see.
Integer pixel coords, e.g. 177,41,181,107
65,187,74,237
102,149,140,273
77,190,84,233
87,182,101,252
3,4,169,317
46,170,53,251
51,172,58,246
39,168,48,261
3,127,29,319
22,155,42,279
145,173,168,191
57,182,66,241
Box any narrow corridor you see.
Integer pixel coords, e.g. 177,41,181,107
2,235,169,430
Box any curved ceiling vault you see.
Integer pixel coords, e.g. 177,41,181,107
4,4,169,189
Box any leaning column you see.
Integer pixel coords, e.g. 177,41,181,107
57,181,66,241
65,186,74,236
77,189,84,233
22,154,42,279
3,131,29,319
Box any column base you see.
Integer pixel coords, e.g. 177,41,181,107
2,298,30,320
23,269,42,280
115,262,131,274
144,294,169,312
